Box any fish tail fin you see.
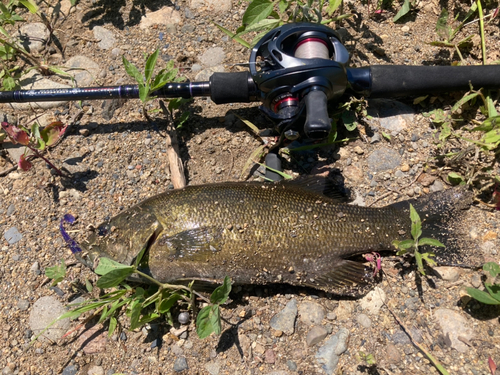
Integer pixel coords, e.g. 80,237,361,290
389,186,480,266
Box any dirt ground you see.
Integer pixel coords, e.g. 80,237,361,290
0,0,499,374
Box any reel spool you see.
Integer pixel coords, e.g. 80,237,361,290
249,23,350,140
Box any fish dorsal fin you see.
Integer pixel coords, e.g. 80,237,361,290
279,176,351,203
311,259,374,296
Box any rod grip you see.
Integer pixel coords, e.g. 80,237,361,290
304,90,331,140
209,72,257,104
370,65,500,97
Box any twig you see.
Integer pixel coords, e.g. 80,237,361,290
159,100,186,189
367,170,423,207
0,165,18,176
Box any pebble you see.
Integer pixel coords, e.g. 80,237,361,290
359,287,386,315
204,361,221,375
270,299,297,335
384,343,401,364
1,365,14,375
315,328,349,375
356,313,371,328
401,164,410,172
370,133,381,143
93,26,116,50
62,365,78,375
66,55,101,86
264,348,276,363
173,357,188,372
28,297,71,343
433,267,460,282
353,145,364,155
17,23,50,53
6,204,15,216
178,312,190,324
287,360,297,371
430,179,445,192
102,98,125,120
434,308,474,352
190,0,232,13
17,299,30,311
139,7,181,30
4,227,22,244
80,129,90,136
87,366,104,375
200,47,226,68
111,48,122,59
394,170,405,178
366,99,414,135
298,301,325,326
401,25,410,32
471,273,482,288
335,301,353,321
306,325,328,346
326,312,337,321
366,148,402,172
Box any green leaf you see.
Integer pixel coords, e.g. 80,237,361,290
95,257,132,275
381,131,391,141
243,0,274,26
484,283,500,303
409,204,422,240
483,129,500,146
108,316,117,337
236,18,279,35
435,8,451,40
19,0,38,13
327,0,342,15
393,0,411,22
96,267,134,289
342,110,357,132
157,294,182,313
45,259,66,285
138,83,148,103
395,239,415,250
278,0,288,14
413,95,428,105
486,96,499,118
176,111,190,128
85,279,93,293
210,276,232,305
483,262,500,278
447,172,464,185
421,252,437,267
471,116,500,132
129,299,143,330
209,305,221,335
144,49,159,83
213,23,251,49
40,121,66,147
451,91,479,112
466,287,500,305
196,305,215,339
134,246,148,269
122,56,143,85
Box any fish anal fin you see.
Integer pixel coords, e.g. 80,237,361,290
312,259,374,295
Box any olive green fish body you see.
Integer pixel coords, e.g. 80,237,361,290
84,182,472,295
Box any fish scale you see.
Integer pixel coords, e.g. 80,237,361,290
84,182,472,296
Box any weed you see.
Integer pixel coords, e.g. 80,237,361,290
392,204,444,276
216,0,352,48
1,120,68,176
466,262,500,305
122,49,189,124
392,0,414,22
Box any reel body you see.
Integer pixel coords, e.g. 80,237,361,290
249,23,350,140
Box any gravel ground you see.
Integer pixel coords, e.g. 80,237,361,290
1,0,499,374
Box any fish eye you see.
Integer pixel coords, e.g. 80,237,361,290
98,225,109,236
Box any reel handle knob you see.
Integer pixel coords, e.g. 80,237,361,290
303,90,331,140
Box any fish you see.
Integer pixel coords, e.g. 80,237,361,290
81,181,474,296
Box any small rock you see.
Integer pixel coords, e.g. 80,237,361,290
270,299,298,335
287,360,297,371
343,164,364,183
265,349,276,364
336,301,353,321
62,365,78,375
111,48,122,59
173,357,188,372
394,170,405,178
80,128,90,136
6,204,15,216
204,361,221,375
306,326,328,346
366,148,402,173
360,287,386,315
370,133,381,143
401,25,410,32
384,343,401,364
4,227,22,244
101,99,125,121
480,241,496,256
353,145,364,155
417,173,436,187
87,366,104,375
356,313,371,328
298,301,325,326
195,65,225,81
17,300,30,311
315,328,349,375
434,309,474,353
76,325,108,354
433,267,460,282
366,99,414,135
140,7,181,30
93,26,116,50
471,273,482,288
200,47,226,68
430,179,445,192
66,55,101,86
30,261,39,272
178,312,190,325
17,23,50,53
401,164,410,172
326,312,337,321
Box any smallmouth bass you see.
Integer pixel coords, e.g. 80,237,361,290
81,181,473,295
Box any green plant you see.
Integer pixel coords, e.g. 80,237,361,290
43,238,233,340
1,120,68,176
392,204,444,276
216,0,352,48
429,4,478,64
122,49,189,125
466,262,500,305
393,0,415,22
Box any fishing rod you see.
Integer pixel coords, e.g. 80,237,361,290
1,23,500,179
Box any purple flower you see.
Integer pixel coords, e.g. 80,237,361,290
60,214,83,254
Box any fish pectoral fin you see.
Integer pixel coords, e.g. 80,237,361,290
314,259,372,289
156,226,222,260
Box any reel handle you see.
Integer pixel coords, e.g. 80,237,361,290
303,90,331,140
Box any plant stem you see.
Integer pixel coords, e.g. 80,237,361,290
27,145,67,177
477,0,487,64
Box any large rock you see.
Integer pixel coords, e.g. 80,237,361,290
366,99,415,135
29,296,71,342
434,308,474,353
139,7,181,30
270,299,298,335
315,328,349,375
65,55,101,86
92,26,116,50
17,23,50,53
